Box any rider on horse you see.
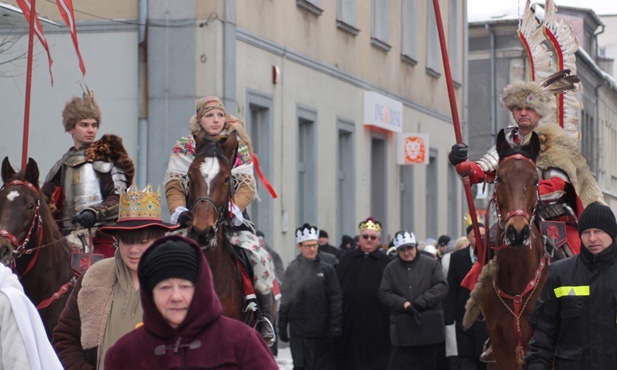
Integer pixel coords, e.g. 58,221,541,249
164,96,277,346
450,79,605,288
42,91,134,258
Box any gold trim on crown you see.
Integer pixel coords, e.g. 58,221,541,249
359,219,382,232
118,184,163,221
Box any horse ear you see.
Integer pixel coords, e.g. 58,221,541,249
222,132,239,164
1,157,15,184
25,158,40,188
526,132,541,161
495,129,510,160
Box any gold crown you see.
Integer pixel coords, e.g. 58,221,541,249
359,219,382,232
118,184,163,222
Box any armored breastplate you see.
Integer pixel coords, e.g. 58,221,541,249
61,150,103,229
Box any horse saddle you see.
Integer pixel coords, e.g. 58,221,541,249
540,221,571,260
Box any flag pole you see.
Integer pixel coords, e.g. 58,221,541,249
21,0,37,170
432,0,486,264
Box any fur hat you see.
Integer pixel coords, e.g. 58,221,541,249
62,93,102,132
500,81,554,118
578,203,617,240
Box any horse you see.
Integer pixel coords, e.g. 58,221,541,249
0,157,75,338
465,130,549,370
186,130,245,320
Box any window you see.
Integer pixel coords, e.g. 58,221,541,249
426,148,438,238
426,3,441,77
371,133,388,233
297,105,318,226
297,0,323,16
448,0,460,81
337,119,356,238
401,0,417,65
246,91,274,238
337,0,359,35
371,0,391,51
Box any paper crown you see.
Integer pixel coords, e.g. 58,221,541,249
296,224,319,244
359,217,382,232
392,231,417,249
118,184,163,221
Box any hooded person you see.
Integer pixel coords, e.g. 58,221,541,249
52,184,178,370
104,235,278,370
527,203,617,369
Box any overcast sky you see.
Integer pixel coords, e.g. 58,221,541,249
468,0,617,18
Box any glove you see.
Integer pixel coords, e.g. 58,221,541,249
412,302,425,312
177,211,192,229
454,162,473,177
74,210,97,228
278,327,289,343
448,143,468,165
330,327,342,338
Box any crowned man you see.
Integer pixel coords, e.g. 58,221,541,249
336,217,392,370
278,224,342,370
43,92,134,258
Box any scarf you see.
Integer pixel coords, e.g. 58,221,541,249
0,266,63,370
99,253,143,370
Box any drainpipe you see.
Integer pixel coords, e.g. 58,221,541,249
594,24,606,180
486,24,497,142
137,0,148,187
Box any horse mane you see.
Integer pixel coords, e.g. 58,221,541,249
195,136,225,160
497,146,537,164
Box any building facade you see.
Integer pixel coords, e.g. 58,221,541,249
0,0,467,264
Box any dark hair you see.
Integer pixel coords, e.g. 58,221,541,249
114,227,167,245
256,230,265,238
466,223,485,235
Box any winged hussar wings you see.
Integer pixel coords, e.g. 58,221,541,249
517,0,583,143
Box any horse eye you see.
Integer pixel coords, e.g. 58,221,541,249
27,203,35,210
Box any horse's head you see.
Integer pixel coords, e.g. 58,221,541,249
187,129,238,248
0,157,43,266
494,130,540,247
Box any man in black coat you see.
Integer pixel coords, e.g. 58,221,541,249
526,203,617,369
444,224,488,370
279,224,342,370
318,229,343,260
336,217,392,370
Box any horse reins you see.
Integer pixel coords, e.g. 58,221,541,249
490,152,546,362
0,179,75,309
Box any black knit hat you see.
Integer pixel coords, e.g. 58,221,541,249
437,235,451,247
578,203,617,240
466,223,485,235
140,237,200,293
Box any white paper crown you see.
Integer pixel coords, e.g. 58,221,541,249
393,231,417,249
296,225,319,244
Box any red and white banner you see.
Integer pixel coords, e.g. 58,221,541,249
55,0,86,78
15,0,54,83
397,133,429,165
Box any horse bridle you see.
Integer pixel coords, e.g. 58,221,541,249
493,153,540,231
189,152,234,250
0,180,44,264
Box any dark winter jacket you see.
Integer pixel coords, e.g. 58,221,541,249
104,237,277,370
526,242,617,369
279,255,342,338
379,254,448,346
336,248,392,370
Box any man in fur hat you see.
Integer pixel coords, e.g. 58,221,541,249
449,80,604,257
42,93,134,258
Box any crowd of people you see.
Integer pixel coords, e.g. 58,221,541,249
1,77,616,370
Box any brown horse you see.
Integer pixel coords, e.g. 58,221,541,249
0,157,75,338
472,130,548,369
186,130,244,320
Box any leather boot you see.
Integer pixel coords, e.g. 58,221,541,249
480,339,496,363
255,292,276,347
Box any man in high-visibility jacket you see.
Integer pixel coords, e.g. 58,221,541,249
526,203,617,369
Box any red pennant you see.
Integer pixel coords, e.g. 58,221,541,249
54,0,86,78
15,0,54,84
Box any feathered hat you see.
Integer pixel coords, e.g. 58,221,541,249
62,88,102,132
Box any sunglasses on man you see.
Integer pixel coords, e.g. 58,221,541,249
361,234,379,241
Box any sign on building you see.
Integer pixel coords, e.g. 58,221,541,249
363,91,403,133
397,133,429,165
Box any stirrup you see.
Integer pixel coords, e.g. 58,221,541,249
254,317,276,347
480,341,496,363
